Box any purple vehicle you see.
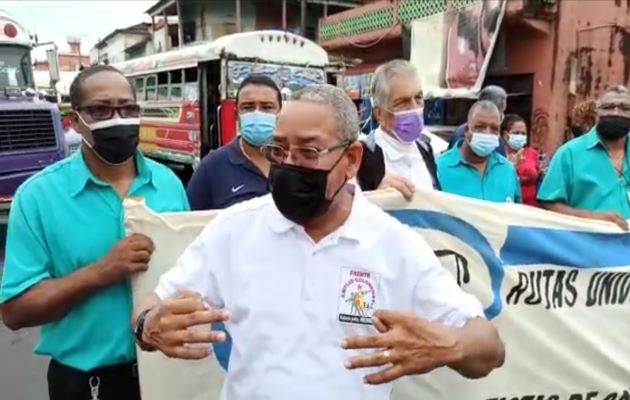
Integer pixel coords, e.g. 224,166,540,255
0,11,66,224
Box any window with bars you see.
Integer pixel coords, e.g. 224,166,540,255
319,0,483,42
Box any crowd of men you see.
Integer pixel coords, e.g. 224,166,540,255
354,59,630,230
0,57,629,400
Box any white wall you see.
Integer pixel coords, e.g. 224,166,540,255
33,70,78,94
90,32,150,65
151,25,170,54
102,35,125,64
181,0,256,42
89,47,99,64
124,33,150,54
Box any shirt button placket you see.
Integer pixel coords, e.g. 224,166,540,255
302,250,317,302
303,240,329,303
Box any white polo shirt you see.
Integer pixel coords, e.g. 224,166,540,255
375,127,436,190
155,190,483,400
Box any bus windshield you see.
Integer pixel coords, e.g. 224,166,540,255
0,45,34,89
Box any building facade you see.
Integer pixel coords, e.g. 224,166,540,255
33,40,89,72
319,0,630,156
90,23,154,65
145,0,361,50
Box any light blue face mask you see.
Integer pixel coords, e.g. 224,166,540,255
239,111,277,146
507,133,527,150
469,132,499,157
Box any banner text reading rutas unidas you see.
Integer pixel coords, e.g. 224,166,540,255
506,269,630,309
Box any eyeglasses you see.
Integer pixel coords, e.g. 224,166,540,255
261,140,351,167
76,104,141,121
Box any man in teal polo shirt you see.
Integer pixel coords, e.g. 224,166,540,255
0,65,189,400
538,85,630,230
437,100,521,203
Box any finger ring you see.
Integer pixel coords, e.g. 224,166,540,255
383,350,391,360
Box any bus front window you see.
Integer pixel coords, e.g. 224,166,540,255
0,45,34,90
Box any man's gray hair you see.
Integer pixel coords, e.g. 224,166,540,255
598,84,630,107
467,100,501,122
479,85,507,108
291,84,359,142
371,59,418,107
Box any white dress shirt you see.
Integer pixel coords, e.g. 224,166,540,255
375,127,435,190
155,190,483,400
423,130,449,155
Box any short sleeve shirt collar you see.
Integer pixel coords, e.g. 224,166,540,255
442,141,505,168
69,150,154,197
583,127,630,153
228,137,248,165
227,137,266,176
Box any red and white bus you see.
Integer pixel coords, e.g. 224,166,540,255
113,30,329,181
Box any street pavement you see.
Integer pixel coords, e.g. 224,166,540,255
0,224,49,400
0,323,48,400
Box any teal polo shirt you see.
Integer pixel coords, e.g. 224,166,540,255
0,150,189,371
437,144,522,203
537,128,630,218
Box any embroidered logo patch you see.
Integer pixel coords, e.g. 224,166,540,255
338,268,379,325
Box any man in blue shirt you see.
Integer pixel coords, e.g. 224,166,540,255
0,65,189,400
186,74,281,210
537,85,630,230
438,100,521,203
448,85,508,156
185,74,281,369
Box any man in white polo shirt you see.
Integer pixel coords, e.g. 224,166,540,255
133,84,504,400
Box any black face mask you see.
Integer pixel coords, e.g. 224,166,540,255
82,117,140,165
269,156,347,225
597,115,630,141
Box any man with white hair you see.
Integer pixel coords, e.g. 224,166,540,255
357,60,442,199
132,84,505,400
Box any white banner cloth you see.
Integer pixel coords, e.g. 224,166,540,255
125,188,630,400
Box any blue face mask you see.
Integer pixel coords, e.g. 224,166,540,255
507,133,527,150
469,132,499,157
239,111,276,146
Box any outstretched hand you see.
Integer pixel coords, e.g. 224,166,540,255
144,290,230,360
342,310,461,385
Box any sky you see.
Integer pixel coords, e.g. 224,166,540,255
1,0,156,60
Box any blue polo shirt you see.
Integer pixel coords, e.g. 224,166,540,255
187,138,269,210
437,143,522,203
537,128,630,218
186,138,268,371
0,150,189,372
